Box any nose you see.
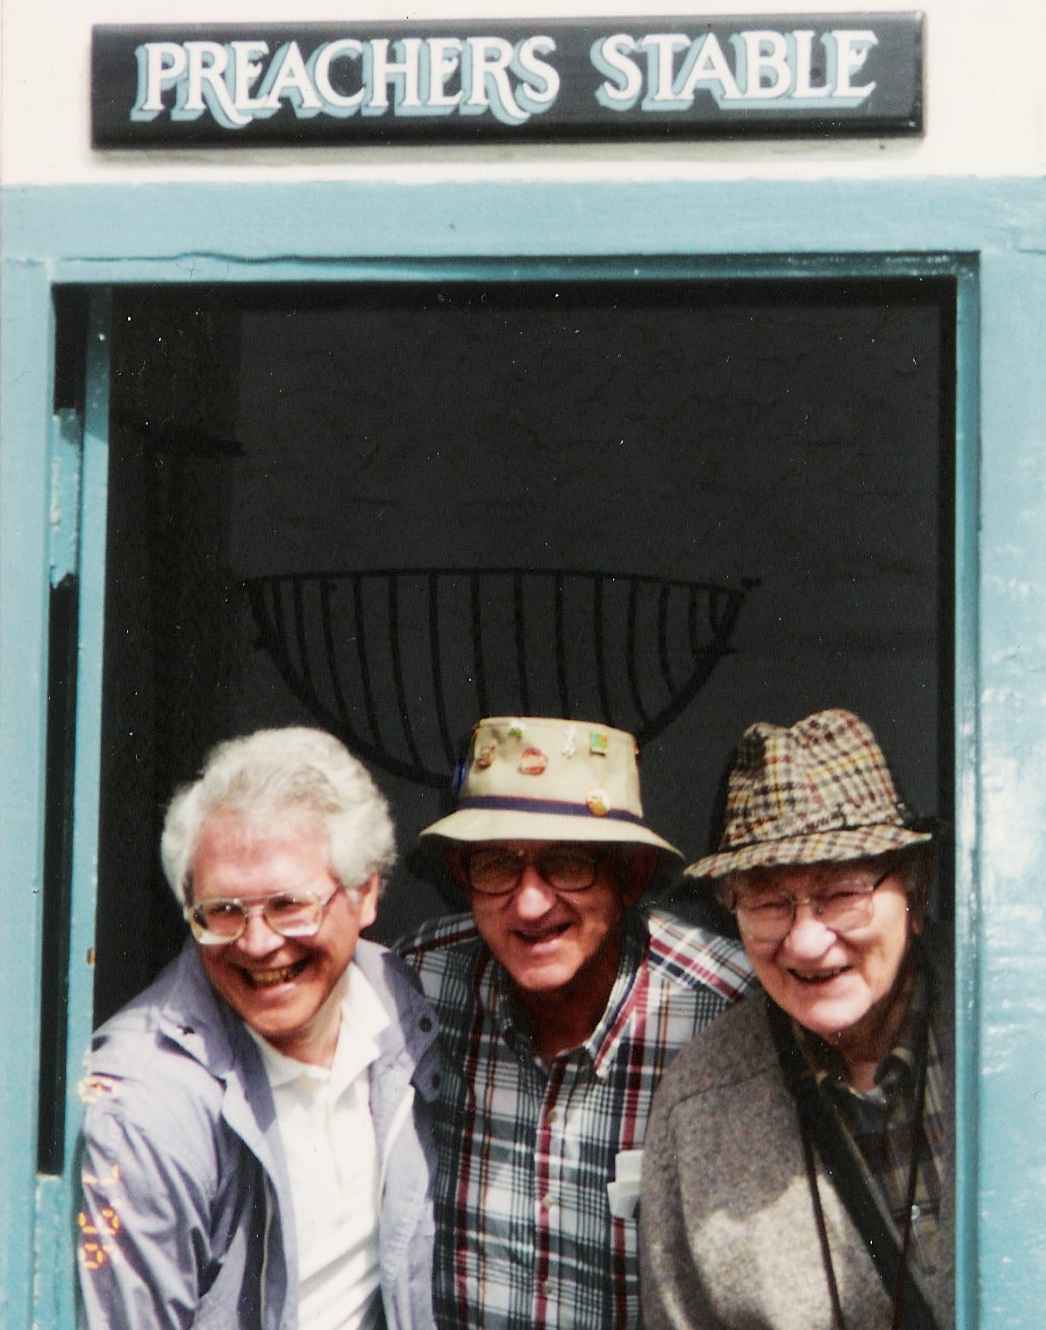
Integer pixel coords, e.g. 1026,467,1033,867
510,862,558,920
781,901,837,957
235,908,284,957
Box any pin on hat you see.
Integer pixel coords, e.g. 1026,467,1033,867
686,708,933,879
419,716,681,857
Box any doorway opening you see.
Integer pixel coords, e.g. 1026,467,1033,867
92,276,955,1024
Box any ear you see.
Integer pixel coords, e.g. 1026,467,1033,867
444,846,469,891
621,844,659,907
906,851,936,936
355,871,381,930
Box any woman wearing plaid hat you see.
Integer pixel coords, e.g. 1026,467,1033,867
640,709,952,1330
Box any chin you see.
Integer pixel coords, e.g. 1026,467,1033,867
512,965,575,995
797,997,871,1038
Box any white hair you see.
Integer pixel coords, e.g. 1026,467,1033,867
160,727,396,905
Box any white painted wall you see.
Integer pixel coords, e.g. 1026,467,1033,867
2,0,1045,185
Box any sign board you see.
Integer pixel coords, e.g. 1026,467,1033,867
92,14,923,147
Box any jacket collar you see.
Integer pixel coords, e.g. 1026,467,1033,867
157,939,247,1076
150,937,441,1207
352,938,442,1104
148,944,288,1188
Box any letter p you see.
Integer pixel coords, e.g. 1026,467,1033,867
132,42,188,121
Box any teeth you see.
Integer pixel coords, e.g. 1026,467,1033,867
793,969,844,982
247,961,304,986
520,924,568,940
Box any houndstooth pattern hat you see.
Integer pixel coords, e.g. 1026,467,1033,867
686,708,933,879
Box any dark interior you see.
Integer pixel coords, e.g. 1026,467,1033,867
89,276,955,1025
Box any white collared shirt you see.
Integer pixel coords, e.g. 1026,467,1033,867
250,964,390,1330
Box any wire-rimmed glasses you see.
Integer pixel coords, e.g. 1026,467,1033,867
184,883,343,945
721,865,896,944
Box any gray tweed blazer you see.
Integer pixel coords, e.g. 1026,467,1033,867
639,952,954,1330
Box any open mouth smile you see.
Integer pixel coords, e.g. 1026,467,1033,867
514,923,570,944
790,967,849,984
241,959,308,987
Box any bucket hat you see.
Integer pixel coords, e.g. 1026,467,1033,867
686,708,933,879
418,716,681,858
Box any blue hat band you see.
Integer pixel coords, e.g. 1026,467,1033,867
457,794,646,825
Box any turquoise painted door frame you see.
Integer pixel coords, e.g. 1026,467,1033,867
1,172,1043,1327
0,276,112,1330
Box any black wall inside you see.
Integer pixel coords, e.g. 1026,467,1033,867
94,278,953,1024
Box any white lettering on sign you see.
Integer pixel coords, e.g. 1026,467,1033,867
128,27,878,128
131,34,560,126
592,28,877,112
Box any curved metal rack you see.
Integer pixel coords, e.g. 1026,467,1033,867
245,567,758,788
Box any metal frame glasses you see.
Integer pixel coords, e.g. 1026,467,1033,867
723,865,896,944
463,845,607,897
184,883,343,945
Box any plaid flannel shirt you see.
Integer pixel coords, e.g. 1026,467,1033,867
800,958,946,1285
397,905,753,1330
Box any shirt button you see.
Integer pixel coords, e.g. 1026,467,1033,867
547,1110,558,1124
541,1280,554,1297
910,1204,922,1220
541,1192,555,1210
419,1016,433,1032
431,1074,442,1090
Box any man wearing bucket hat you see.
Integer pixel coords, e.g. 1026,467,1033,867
397,716,753,1330
640,708,953,1330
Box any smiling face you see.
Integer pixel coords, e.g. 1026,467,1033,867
188,807,378,1067
453,838,648,1036
730,857,925,1082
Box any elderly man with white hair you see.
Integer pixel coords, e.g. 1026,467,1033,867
76,727,441,1330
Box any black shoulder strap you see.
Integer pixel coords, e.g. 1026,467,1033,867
766,998,939,1330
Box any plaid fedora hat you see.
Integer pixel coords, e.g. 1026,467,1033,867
685,708,933,879
418,716,681,858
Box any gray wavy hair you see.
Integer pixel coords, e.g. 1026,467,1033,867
161,727,396,905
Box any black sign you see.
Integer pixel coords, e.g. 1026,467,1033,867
92,14,922,147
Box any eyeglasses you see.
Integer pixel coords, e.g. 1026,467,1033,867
184,883,343,945
463,845,607,897
724,866,896,944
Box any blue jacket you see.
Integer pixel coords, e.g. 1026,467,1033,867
76,938,441,1330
